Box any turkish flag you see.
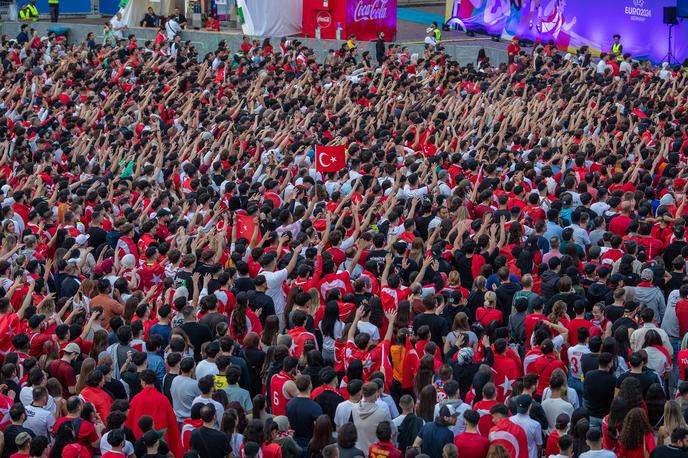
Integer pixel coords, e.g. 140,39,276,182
492,352,522,402
315,145,346,173
0,392,12,430
138,262,166,291
236,214,256,240
489,418,529,458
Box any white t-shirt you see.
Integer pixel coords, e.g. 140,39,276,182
192,396,224,428
567,344,590,379
541,397,574,432
100,433,135,455
334,400,357,428
20,387,57,415
24,404,55,439
195,360,219,380
579,450,616,458
357,321,380,341
262,268,289,328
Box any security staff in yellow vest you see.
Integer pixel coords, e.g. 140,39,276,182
18,4,31,20
432,21,441,43
48,0,58,22
611,34,623,62
27,0,39,20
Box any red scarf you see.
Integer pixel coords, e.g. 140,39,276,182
651,345,673,368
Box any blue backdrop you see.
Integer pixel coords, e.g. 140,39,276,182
16,0,91,14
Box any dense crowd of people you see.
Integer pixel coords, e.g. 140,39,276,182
1,17,688,458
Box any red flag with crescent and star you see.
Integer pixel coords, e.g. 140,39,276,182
315,145,346,173
236,214,256,240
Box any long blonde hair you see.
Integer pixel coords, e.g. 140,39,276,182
548,301,567,324
76,357,96,394
663,400,687,437
486,444,510,458
484,291,497,309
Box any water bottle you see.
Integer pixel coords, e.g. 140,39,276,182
323,0,328,6
336,22,342,40
315,26,321,39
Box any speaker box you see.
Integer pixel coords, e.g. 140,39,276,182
678,0,688,18
664,6,678,25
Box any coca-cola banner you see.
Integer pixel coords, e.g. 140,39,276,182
346,0,397,42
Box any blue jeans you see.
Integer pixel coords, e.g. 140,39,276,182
568,376,583,402
672,339,681,384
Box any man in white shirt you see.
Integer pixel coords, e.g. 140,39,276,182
579,429,616,458
20,369,57,416
170,357,201,423
23,386,55,440
191,375,224,428
259,244,303,330
195,341,220,380
165,16,182,41
111,12,127,40
596,54,611,74
334,380,363,431
567,327,590,397
509,395,542,458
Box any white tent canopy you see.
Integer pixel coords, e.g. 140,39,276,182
237,0,302,37
116,0,176,28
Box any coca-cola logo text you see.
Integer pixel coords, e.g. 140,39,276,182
316,10,332,28
352,0,389,22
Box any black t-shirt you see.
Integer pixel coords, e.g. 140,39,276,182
616,370,656,397
246,291,276,323
366,249,388,275
163,373,178,402
611,316,638,335
604,304,624,324
174,270,195,297
2,425,34,458
650,445,688,458
314,389,344,426
581,353,600,377
286,397,323,443
134,436,170,458
583,369,616,417
121,370,143,397
190,426,232,458
88,226,107,250
181,322,213,361
413,312,449,349
234,277,256,293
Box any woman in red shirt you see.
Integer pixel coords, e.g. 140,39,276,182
618,408,656,458
475,291,503,327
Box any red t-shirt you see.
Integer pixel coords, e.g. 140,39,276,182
678,349,688,381
54,416,99,446
454,431,490,458
567,318,593,346
524,313,546,349
608,214,632,237
527,354,567,396
677,299,688,336
49,359,77,398
369,442,402,458
475,307,503,327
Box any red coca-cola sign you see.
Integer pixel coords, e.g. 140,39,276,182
316,10,332,28
346,0,396,41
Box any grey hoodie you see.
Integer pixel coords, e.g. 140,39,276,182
352,400,393,456
633,284,666,322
